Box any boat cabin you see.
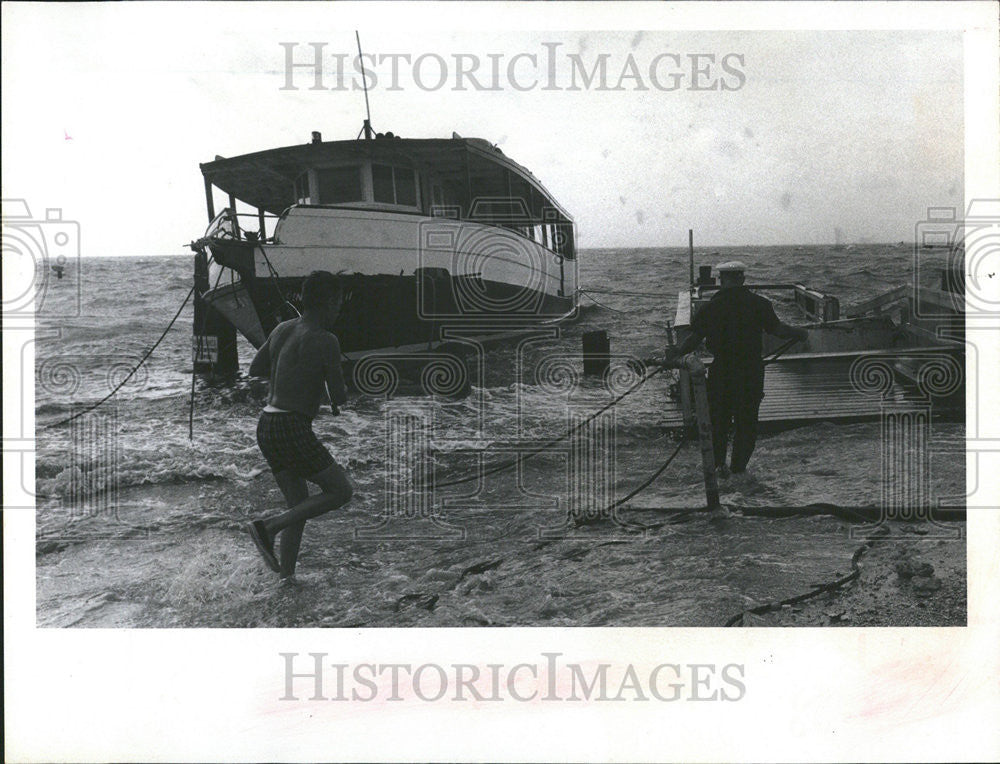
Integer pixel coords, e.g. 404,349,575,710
200,132,575,259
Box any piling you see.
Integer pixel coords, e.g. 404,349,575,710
582,330,610,377
192,250,238,377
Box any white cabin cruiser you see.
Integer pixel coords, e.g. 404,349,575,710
190,128,577,374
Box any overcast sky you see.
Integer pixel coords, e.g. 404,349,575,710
2,4,967,255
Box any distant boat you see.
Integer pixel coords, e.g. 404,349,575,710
832,227,846,251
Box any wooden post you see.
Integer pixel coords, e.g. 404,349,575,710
683,355,720,509
582,330,610,376
192,251,239,378
228,194,240,238
678,367,694,429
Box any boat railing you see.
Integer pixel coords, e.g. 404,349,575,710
692,282,841,323
208,208,281,244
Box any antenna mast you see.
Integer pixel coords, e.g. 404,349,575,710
356,31,374,140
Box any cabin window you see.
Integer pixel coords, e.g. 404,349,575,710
317,166,362,204
395,167,416,206
543,223,575,259
372,163,417,206
294,173,311,204
557,224,575,260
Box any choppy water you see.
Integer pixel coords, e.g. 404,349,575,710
34,245,964,627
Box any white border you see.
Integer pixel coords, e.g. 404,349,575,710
5,2,999,761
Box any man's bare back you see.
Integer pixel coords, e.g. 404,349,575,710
246,271,354,581
249,317,347,419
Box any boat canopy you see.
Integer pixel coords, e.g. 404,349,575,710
200,135,573,226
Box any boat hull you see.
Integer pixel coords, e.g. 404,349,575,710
201,207,577,356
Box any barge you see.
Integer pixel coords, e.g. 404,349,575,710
671,256,966,427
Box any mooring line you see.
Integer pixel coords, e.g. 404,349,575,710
394,435,691,611
431,365,667,490
578,287,671,298
48,285,196,429
761,337,800,366
258,243,300,319
572,435,689,533
576,289,675,333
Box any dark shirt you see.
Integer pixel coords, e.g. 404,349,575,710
691,286,780,369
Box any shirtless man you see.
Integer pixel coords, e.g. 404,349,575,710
246,270,353,582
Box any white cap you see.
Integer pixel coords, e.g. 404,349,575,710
716,260,747,274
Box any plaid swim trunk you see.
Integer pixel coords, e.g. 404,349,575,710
256,411,335,478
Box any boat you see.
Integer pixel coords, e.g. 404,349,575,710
190,126,577,375
672,254,965,427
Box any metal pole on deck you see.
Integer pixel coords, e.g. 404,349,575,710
688,229,695,288
682,354,720,509
203,177,216,222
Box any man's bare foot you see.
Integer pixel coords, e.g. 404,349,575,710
277,576,301,589
248,520,280,572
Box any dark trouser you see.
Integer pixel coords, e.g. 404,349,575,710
706,362,765,472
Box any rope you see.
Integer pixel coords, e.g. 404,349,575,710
761,337,800,366
49,286,195,429
259,244,300,318
577,290,675,333
606,436,687,514
453,433,689,549
581,434,690,532
578,287,669,298
432,365,666,490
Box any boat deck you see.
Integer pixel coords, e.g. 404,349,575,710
654,348,962,430
665,277,964,429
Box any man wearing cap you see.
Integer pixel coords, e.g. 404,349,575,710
665,261,807,475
